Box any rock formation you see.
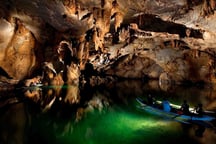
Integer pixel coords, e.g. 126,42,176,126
0,0,216,87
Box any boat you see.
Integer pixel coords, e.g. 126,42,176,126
136,97,216,124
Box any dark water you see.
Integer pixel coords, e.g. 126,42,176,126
0,80,216,144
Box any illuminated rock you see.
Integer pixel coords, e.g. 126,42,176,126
0,0,216,85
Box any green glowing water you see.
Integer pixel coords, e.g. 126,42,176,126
1,80,215,144
33,104,192,144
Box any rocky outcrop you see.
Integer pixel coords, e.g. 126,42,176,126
0,18,36,80
100,24,216,84
0,0,216,86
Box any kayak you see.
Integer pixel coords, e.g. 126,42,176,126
136,97,216,123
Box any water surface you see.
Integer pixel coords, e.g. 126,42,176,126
0,80,216,144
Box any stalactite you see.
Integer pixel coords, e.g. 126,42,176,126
201,0,216,16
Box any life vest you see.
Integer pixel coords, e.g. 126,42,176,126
162,100,171,112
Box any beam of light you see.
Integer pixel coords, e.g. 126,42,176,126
56,108,182,144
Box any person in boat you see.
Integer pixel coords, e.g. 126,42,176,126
147,94,156,106
195,103,203,116
180,100,190,114
162,98,171,112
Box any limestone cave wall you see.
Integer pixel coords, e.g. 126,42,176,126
0,0,216,86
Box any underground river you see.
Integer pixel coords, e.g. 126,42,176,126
0,80,216,144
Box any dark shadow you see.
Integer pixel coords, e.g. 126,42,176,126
195,126,206,137
0,67,12,79
125,14,203,38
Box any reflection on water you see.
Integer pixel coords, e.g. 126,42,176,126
0,80,216,144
